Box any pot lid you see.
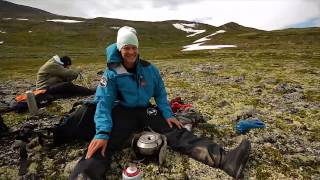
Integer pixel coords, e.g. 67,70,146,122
137,132,162,149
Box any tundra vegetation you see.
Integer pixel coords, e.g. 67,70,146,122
0,1,319,179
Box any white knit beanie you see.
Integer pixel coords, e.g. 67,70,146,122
116,26,139,50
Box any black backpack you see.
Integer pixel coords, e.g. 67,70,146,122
10,101,97,175
52,101,97,144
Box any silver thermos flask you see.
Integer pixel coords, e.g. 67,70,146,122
26,90,38,116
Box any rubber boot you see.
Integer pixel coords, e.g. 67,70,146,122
220,139,251,179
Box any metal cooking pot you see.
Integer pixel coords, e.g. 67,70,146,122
137,132,163,155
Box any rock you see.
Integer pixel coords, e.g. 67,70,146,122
287,153,319,166
293,102,310,109
0,90,11,95
217,100,231,108
192,64,219,73
263,135,277,144
283,92,304,102
284,118,293,124
0,101,10,111
262,78,277,85
264,142,273,148
251,87,263,95
234,106,261,120
234,73,245,83
202,95,210,102
170,70,183,74
286,107,299,114
272,83,303,94
64,158,81,176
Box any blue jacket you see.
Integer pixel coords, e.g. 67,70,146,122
94,43,173,140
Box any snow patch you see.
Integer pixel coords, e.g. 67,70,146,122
0,41,4,45
2,18,12,20
28,30,32,33
46,19,84,23
181,29,234,51
215,30,226,33
16,18,29,21
172,23,206,37
187,30,206,37
0,30,6,34
110,26,120,30
194,30,226,43
182,43,236,51
181,23,196,28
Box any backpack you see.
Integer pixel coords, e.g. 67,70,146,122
6,101,96,175
52,100,96,144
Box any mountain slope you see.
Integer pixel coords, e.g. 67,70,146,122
218,22,263,32
0,0,319,61
0,0,58,19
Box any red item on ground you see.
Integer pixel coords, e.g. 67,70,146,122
170,97,192,113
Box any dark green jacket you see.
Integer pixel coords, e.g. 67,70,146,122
36,58,80,89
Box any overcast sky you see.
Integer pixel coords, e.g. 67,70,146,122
6,0,320,30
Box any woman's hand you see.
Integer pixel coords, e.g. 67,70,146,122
85,139,108,159
166,118,183,129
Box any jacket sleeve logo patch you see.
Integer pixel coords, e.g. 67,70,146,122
100,77,107,87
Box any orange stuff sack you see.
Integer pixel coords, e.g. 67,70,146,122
15,90,47,102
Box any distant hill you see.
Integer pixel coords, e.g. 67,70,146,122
218,22,263,32
0,0,319,60
0,0,58,19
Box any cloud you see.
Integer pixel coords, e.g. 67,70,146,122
150,0,204,9
316,18,320,26
191,17,213,23
286,17,320,28
168,0,320,30
5,0,320,30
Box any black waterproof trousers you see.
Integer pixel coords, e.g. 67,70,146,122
69,105,224,180
46,82,94,99
0,114,9,136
